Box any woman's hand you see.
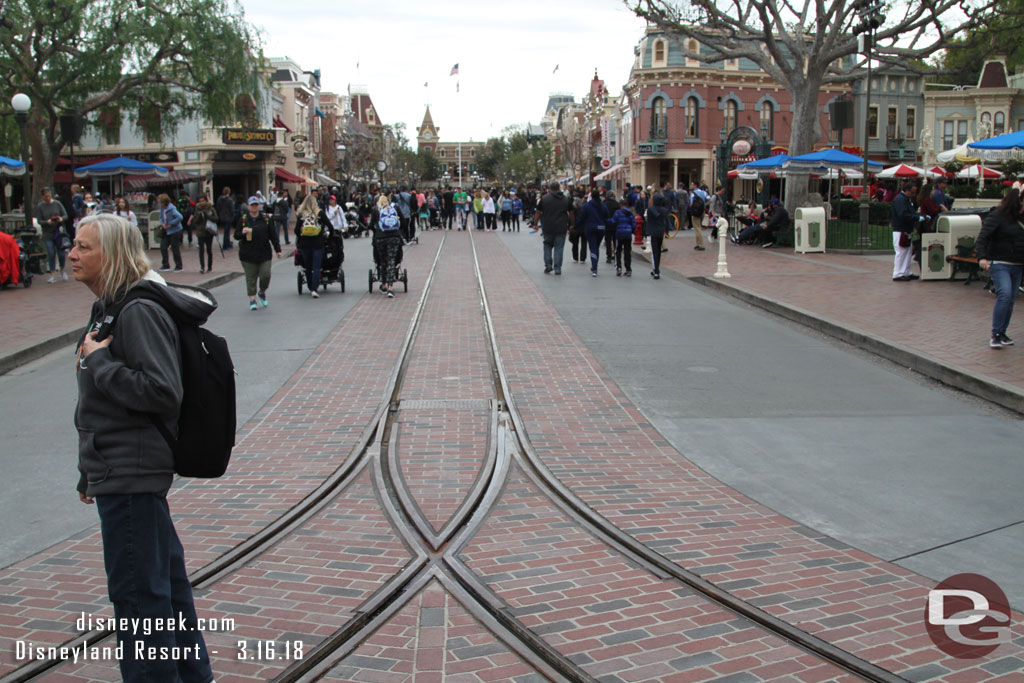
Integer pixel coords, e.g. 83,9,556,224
81,331,112,357
979,259,990,270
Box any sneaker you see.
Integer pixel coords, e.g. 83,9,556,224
249,300,258,311
990,334,1003,348
544,267,553,274
907,274,920,280
999,333,1014,346
387,291,394,298
624,270,631,277
200,268,205,274
761,241,774,248
616,268,622,277
653,272,660,279
259,294,269,307
730,235,739,244
554,270,561,275
158,267,171,272
694,246,705,251
173,268,183,273
591,271,597,277
61,271,68,281
47,275,57,283
606,257,613,264
310,290,319,299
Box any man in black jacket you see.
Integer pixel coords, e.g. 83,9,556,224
532,182,574,275
890,182,922,281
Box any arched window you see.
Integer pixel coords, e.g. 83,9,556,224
654,40,665,64
651,97,667,138
686,97,699,138
994,111,1005,136
686,40,699,66
760,101,774,140
725,100,738,133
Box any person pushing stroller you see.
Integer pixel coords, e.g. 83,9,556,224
372,192,403,298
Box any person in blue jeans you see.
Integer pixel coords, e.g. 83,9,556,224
575,189,610,276
157,193,184,272
69,214,215,683
976,187,1024,348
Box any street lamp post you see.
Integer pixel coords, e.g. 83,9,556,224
11,93,32,231
854,0,885,246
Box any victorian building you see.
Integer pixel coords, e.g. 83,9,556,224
623,26,849,190
415,106,484,184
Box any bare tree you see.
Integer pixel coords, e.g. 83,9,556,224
628,0,1011,206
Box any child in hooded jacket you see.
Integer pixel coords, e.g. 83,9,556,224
612,207,635,276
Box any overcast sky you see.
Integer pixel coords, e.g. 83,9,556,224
240,0,649,143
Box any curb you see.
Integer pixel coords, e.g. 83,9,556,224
0,272,242,376
691,275,1024,416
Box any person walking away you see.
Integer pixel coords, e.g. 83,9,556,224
568,189,588,263
532,182,574,275
156,193,184,273
473,190,485,230
37,187,69,282
295,192,333,299
576,189,610,276
612,203,635,276
373,193,403,297
511,194,523,232
176,193,195,247
645,193,670,279
976,187,1024,348
235,195,282,309
500,191,513,230
442,187,455,229
68,213,216,683
216,186,235,250
191,196,218,274
603,191,620,263
396,186,413,243
890,182,922,281
688,181,708,251
272,188,293,245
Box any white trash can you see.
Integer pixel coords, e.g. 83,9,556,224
794,206,826,254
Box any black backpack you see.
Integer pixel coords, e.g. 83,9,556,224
689,193,705,216
99,286,236,478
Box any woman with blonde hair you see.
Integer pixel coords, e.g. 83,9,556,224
372,191,402,298
294,190,332,298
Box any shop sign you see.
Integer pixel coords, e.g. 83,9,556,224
222,128,277,145
637,142,665,155
213,150,267,162
242,152,257,161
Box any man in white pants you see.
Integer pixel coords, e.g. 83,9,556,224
890,183,922,281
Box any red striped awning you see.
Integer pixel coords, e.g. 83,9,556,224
272,116,291,132
274,166,314,184
125,170,203,190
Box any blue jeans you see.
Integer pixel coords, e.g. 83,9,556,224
989,263,1023,336
585,226,605,272
96,493,213,683
543,232,566,272
45,239,66,273
300,246,324,292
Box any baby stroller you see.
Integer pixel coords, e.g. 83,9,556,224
368,232,408,293
296,230,346,293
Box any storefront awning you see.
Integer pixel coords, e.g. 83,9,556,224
594,163,624,181
316,172,341,187
272,116,291,132
126,170,200,191
274,167,314,185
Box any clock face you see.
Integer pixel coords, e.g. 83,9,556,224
377,160,388,172
423,132,432,140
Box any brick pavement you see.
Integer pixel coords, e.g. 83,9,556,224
474,232,1024,680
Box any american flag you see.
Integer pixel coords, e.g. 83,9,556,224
450,63,459,76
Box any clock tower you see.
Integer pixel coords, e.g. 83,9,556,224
416,106,439,153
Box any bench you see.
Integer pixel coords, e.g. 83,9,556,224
946,252,988,286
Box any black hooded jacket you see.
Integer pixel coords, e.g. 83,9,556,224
75,276,216,497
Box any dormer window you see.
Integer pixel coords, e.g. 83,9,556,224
654,40,666,65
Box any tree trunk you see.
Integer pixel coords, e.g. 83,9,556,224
785,76,824,213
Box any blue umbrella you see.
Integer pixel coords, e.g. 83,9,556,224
74,156,169,177
737,153,790,170
785,149,882,170
968,130,1024,151
0,155,26,176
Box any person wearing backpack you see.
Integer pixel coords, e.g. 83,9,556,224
294,192,333,298
611,204,635,276
191,195,219,274
687,180,708,251
68,213,218,683
372,192,402,298
235,195,282,310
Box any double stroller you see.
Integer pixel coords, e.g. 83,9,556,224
0,231,37,288
296,229,345,293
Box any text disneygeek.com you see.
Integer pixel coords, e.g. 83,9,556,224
12,612,305,663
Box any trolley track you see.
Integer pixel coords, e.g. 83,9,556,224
4,228,913,682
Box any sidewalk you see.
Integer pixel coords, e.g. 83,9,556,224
635,231,1024,414
0,239,247,374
